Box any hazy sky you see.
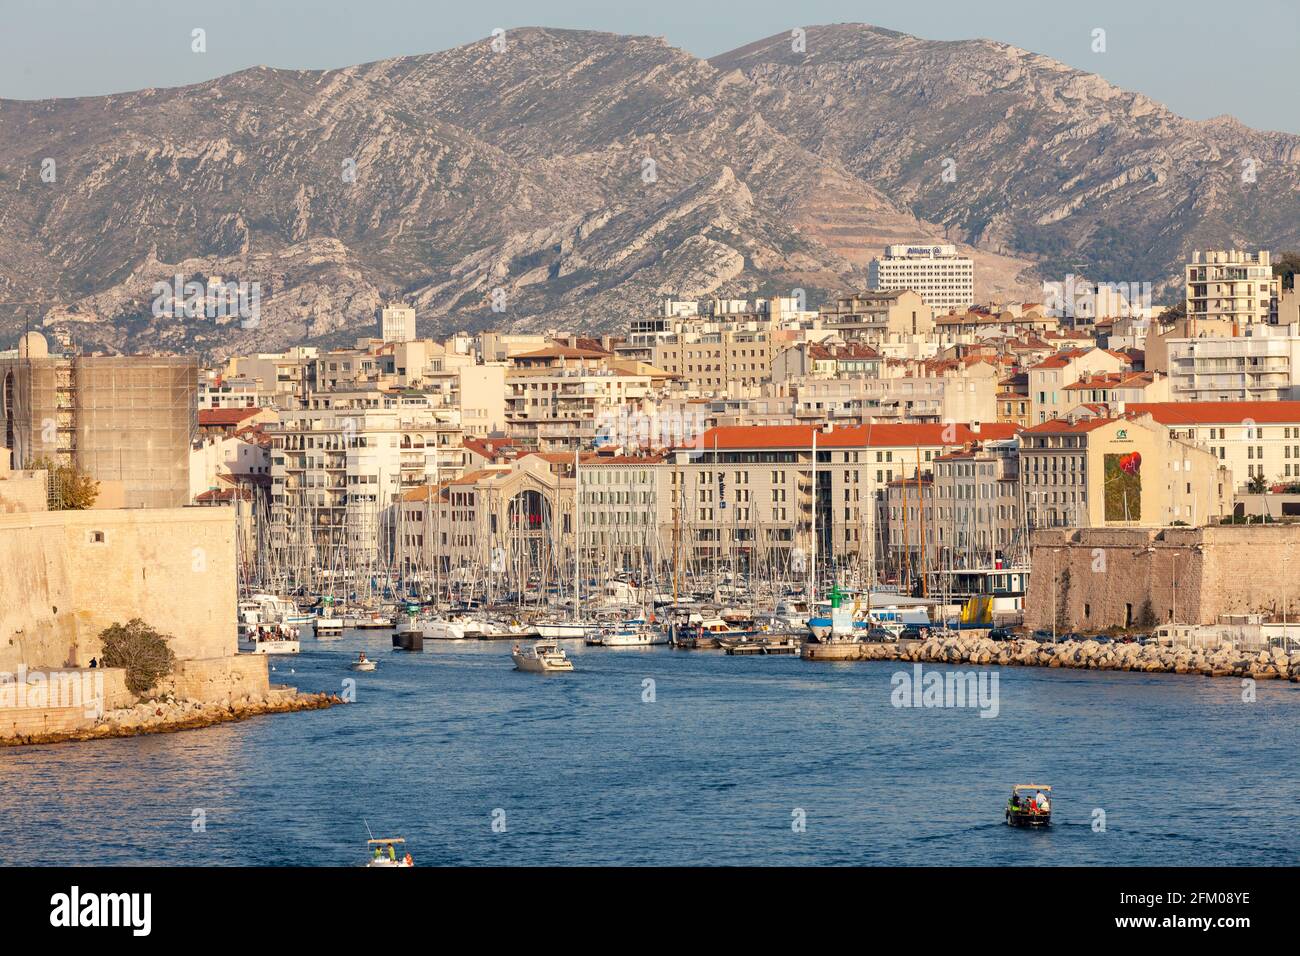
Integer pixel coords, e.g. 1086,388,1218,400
2,0,1297,133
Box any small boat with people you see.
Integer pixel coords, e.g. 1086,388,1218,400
349,652,377,672
365,837,413,867
1005,784,1052,827
512,639,574,673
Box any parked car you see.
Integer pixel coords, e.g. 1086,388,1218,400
899,625,926,641
989,627,1013,642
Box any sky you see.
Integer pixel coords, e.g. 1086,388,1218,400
1,0,1297,133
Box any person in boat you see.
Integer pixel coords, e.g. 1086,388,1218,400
387,843,396,862
1035,791,1050,812
373,846,382,860
1009,792,1021,810
358,652,366,663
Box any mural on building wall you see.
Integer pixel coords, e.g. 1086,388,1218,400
1104,451,1142,521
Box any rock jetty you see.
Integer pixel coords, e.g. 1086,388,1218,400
1,687,344,747
803,634,1300,681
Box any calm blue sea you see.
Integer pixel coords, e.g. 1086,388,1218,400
1,631,1295,866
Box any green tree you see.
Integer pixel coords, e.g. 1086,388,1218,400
1247,473,1270,495
1135,599,1157,629
1273,250,1300,291
28,456,99,510
98,619,176,695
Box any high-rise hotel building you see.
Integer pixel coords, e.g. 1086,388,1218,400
868,243,975,314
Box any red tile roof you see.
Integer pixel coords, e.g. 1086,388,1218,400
1063,371,1156,390
1022,417,1121,434
198,407,264,426
692,422,1019,450
1128,401,1300,425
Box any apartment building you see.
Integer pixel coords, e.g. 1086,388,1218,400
224,347,320,407
650,322,776,396
662,421,1019,572
267,394,464,571
1019,414,1231,529
1027,347,1129,423
1162,326,1300,402
787,361,998,425
1061,370,1170,412
378,305,417,344
816,289,934,342
1185,249,1279,327
1127,401,1300,486
771,342,883,383
868,244,975,313
506,346,653,451
885,439,1023,574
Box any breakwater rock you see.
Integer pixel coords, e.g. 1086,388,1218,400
803,635,1300,681
1,687,344,747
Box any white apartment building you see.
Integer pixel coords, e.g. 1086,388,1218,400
1185,249,1279,327
378,305,418,344
1129,401,1300,486
868,243,975,313
788,366,998,425
268,398,464,574
506,360,653,451
1164,325,1300,402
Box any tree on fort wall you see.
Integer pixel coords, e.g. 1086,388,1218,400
98,619,176,696
1136,599,1157,629
28,456,99,510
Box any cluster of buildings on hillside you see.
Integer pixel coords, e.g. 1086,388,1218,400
4,244,1300,596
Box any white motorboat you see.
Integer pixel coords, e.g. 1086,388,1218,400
240,627,301,655
512,639,574,672
589,622,669,647
349,653,377,672
423,617,468,640
238,595,302,654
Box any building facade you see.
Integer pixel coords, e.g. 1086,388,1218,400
868,243,975,313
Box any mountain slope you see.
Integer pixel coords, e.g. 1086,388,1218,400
0,24,1295,355
711,25,1300,298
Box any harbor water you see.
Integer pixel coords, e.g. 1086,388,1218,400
1,630,1296,866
